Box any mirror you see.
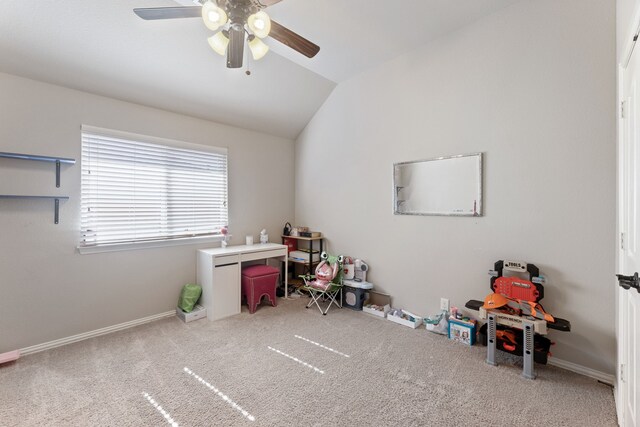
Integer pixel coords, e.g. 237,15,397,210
393,153,483,216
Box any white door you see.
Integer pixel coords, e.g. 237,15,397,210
619,33,640,427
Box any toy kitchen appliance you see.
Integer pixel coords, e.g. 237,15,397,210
354,259,369,282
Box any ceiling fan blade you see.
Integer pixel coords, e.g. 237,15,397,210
269,21,320,58
256,0,284,7
133,6,201,21
227,26,245,68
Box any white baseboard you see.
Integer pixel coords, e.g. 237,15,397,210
548,357,615,386
20,310,176,356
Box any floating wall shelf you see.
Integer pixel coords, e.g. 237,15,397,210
0,152,76,188
0,195,69,224
0,152,75,224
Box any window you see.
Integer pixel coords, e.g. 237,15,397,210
80,127,228,250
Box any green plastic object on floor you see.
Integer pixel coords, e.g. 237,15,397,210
178,284,202,313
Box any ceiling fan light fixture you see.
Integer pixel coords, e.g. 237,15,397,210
248,35,269,60
248,11,271,38
208,30,230,56
202,1,228,31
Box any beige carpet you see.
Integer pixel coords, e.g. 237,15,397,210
0,298,617,426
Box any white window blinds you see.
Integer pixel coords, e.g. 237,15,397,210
80,128,228,247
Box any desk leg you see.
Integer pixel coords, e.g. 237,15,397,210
284,257,289,299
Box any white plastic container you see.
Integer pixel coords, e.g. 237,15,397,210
176,304,207,323
386,310,423,329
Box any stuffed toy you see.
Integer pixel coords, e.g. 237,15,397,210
307,252,344,291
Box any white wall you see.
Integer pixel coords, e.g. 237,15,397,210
295,0,616,374
0,72,294,352
618,0,638,61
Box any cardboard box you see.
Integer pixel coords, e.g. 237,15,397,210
362,290,392,318
387,310,423,329
176,304,207,323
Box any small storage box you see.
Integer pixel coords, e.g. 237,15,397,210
387,310,423,329
362,291,392,318
289,250,319,263
176,304,207,323
448,317,476,346
342,279,373,311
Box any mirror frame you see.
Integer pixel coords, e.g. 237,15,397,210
393,152,483,217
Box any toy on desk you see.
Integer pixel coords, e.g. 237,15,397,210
260,229,268,244
220,225,231,248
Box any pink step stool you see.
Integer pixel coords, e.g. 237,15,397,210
241,265,280,314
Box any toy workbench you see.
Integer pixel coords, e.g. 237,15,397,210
465,260,571,380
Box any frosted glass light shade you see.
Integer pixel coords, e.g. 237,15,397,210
208,31,229,56
202,1,227,31
248,36,269,60
247,11,271,38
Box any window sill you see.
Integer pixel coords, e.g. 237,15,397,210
77,235,223,255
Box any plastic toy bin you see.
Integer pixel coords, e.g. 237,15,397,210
342,279,373,311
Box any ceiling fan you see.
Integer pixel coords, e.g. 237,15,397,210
134,0,320,69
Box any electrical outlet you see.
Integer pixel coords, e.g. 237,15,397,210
440,298,450,312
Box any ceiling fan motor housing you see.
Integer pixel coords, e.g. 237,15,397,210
217,0,261,25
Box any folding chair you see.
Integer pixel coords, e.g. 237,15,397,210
301,278,343,315
300,252,344,315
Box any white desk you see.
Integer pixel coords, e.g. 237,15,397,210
196,243,288,321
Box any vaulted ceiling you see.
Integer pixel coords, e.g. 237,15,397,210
0,0,521,139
